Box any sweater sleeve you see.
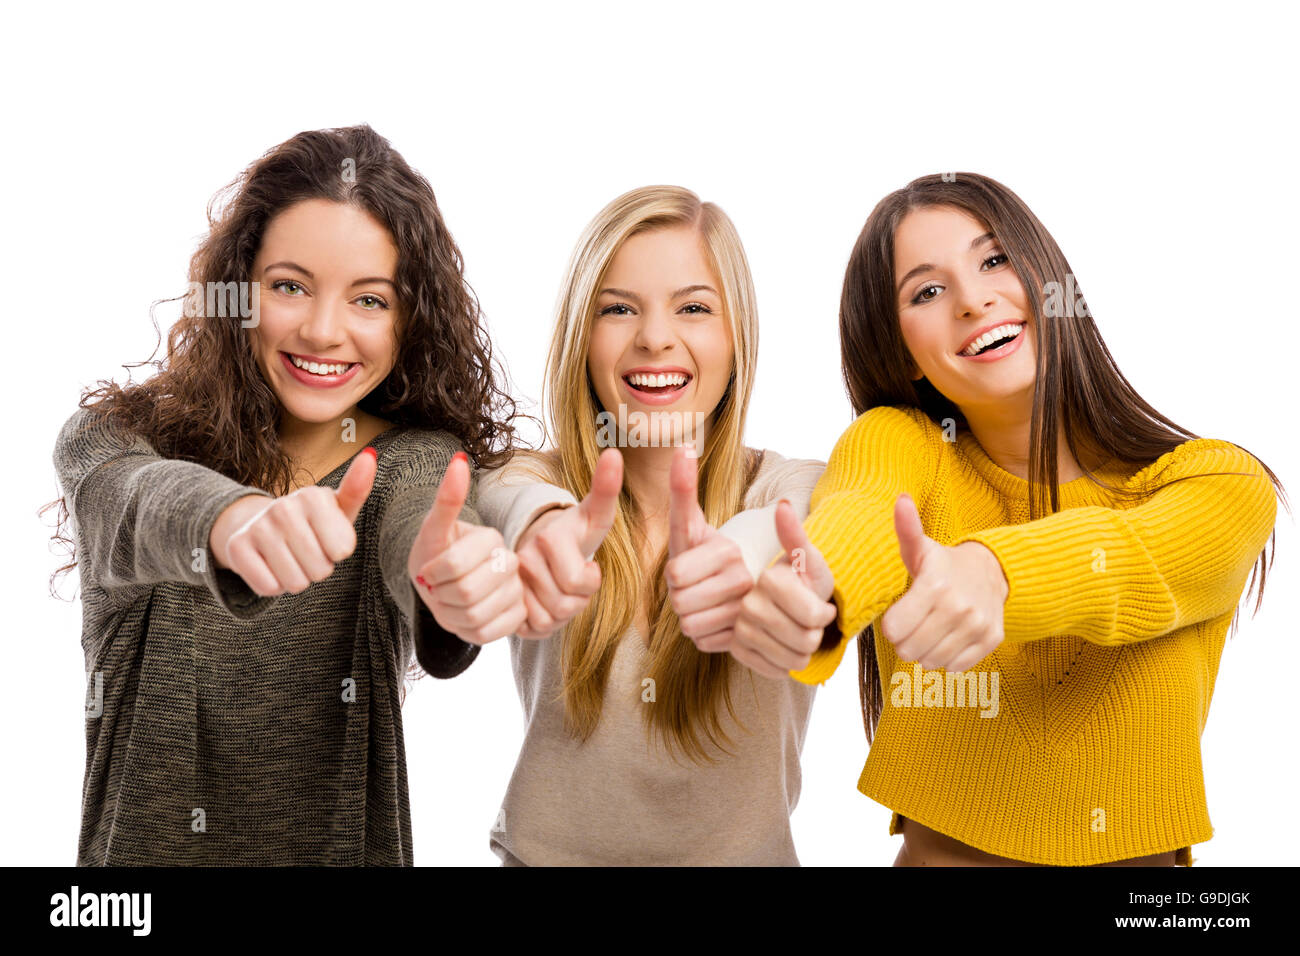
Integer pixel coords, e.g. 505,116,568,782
950,439,1277,647
788,406,944,685
52,405,278,618
476,451,577,550
718,451,827,580
377,434,482,678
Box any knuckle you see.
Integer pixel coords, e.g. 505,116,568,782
516,548,541,577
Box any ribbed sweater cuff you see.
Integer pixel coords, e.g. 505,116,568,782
953,509,1174,645
788,490,907,685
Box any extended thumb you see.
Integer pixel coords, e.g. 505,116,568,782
893,492,932,578
336,446,378,523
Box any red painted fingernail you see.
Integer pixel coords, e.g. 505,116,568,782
362,446,377,461
453,451,468,465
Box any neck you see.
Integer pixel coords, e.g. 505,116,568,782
961,401,1092,483
620,443,676,522
279,406,374,483
617,416,711,535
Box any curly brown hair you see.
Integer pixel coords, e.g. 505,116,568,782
46,124,521,587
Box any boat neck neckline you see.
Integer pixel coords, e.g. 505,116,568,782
954,428,1127,492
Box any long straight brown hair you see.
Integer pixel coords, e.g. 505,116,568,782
838,171,1287,743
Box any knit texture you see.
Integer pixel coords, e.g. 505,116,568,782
53,405,481,865
475,448,826,864
791,405,1277,865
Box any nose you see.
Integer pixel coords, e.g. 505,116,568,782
951,275,997,320
633,307,676,354
298,296,348,349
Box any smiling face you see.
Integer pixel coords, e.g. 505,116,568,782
893,204,1036,417
247,198,401,429
587,224,734,446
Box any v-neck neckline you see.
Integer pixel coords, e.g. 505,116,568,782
318,425,403,485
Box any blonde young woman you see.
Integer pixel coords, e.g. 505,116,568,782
425,186,826,865
729,172,1285,866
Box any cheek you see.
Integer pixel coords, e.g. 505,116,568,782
248,308,300,362
357,322,398,371
898,317,935,364
586,327,621,381
693,325,733,374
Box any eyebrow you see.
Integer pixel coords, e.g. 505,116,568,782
598,284,720,302
263,261,396,289
895,232,997,297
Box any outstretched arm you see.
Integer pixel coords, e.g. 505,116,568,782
788,406,944,684
52,405,277,617
951,439,1277,646
379,443,492,678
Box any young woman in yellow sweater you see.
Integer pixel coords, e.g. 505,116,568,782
731,171,1285,866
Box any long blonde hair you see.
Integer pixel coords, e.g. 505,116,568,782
532,185,761,763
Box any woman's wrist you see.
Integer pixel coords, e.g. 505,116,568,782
209,494,273,569
955,540,1008,604
515,504,572,551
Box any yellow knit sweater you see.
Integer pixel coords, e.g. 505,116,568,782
791,405,1277,865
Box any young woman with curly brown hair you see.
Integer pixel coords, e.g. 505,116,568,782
48,124,523,865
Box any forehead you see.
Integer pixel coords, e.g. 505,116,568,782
257,198,398,271
893,204,990,263
602,224,719,293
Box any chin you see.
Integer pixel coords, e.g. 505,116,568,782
280,396,355,423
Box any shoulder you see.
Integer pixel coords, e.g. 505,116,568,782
1125,436,1272,490
829,404,947,464
370,426,465,488
741,447,827,509
53,403,152,474
852,404,945,442
480,447,563,487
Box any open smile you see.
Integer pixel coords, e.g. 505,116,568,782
621,367,693,405
279,351,363,388
957,322,1027,362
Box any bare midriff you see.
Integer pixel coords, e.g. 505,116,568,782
894,816,1178,867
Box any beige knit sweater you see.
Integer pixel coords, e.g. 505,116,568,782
476,448,826,865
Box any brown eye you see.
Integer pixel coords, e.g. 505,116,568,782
912,283,942,305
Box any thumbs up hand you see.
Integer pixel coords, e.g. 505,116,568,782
665,445,753,653
409,451,527,645
881,492,1008,672
512,448,622,640
210,445,379,596
731,500,838,680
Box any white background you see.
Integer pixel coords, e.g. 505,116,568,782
2,0,1296,866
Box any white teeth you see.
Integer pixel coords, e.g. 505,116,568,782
626,371,689,388
961,323,1024,357
290,354,352,375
